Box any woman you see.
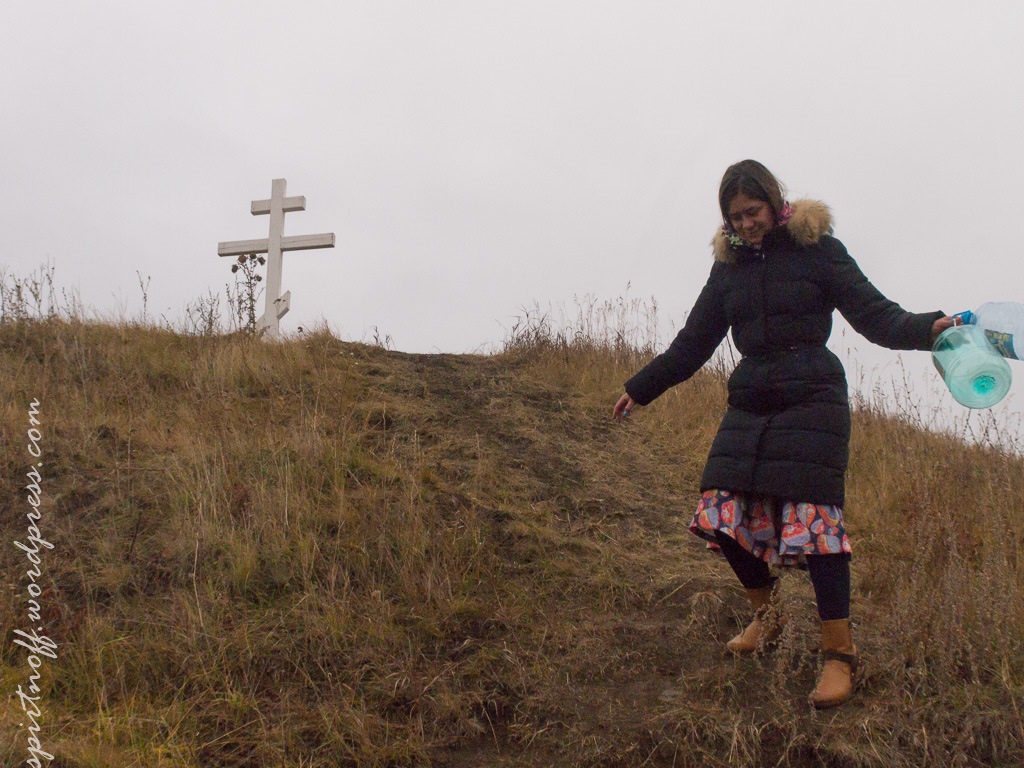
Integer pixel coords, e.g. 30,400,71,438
613,160,953,708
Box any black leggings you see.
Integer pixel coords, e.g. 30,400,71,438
714,531,851,621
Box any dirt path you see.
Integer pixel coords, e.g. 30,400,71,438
349,347,828,766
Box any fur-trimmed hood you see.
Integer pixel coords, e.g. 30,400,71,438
712,199,833,263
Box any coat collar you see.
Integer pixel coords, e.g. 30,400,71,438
711,199,833,263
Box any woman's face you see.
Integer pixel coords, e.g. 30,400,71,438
727,192,775,246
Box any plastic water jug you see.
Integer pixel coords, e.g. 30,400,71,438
931,324,1012,408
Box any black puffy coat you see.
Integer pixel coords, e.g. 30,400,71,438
625,200,944,507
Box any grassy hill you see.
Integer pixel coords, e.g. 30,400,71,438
0,317,1022,767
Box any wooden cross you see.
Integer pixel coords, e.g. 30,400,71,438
218,178,335,339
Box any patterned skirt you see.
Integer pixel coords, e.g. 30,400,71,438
689,488,852,567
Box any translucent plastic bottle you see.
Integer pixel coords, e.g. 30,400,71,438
932,324,1012,409
954,301,1024,360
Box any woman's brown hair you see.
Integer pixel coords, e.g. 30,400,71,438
718,160,786,226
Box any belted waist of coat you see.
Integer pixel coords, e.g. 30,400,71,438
744,344,827,359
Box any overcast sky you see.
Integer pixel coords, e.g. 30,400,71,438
4,1,1024,435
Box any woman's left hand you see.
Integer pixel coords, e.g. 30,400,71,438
930,315,955,344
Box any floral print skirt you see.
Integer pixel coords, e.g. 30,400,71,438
689,488,852,567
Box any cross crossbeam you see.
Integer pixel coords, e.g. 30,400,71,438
216,233,336,258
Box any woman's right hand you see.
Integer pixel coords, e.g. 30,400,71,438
612,393,636,423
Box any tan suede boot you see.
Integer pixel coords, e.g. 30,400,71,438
809,618,859,709
726,580,786,654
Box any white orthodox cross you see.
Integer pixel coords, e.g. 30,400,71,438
218,178,335,339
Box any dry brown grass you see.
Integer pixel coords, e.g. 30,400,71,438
0,302,1021,767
